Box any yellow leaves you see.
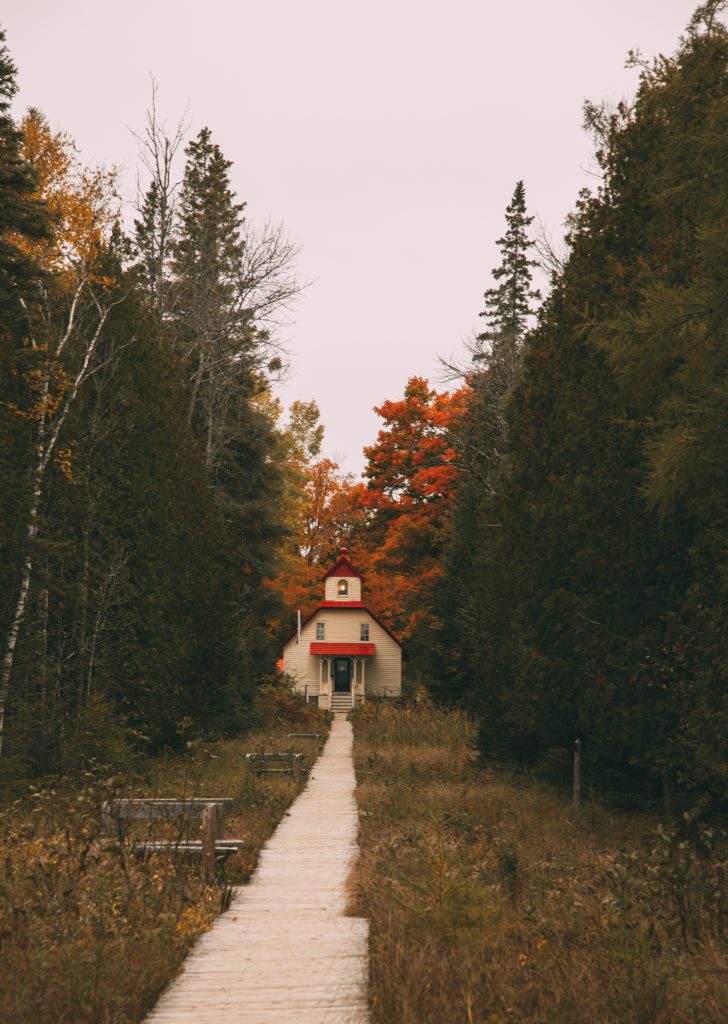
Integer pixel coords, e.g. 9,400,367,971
7,355,72,423
55,444,77,483
12,110,120,285
175,904,213,943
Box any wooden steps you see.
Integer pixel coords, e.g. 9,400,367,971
330,691,354,712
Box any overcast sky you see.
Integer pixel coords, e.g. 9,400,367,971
4,1,698,472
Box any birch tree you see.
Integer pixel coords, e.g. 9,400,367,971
0,112,122,755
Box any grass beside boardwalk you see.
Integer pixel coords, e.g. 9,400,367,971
0,694,326,1024
351,700,727,1024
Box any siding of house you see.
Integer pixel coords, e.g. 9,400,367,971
324,576,362,602
282,608,401,699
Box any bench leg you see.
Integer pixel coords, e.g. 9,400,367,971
201,804,220,883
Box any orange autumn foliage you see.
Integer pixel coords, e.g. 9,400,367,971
350,376,469,640
272,457,367,617
15,111,119,285
7,112,122,481
271,379,467,644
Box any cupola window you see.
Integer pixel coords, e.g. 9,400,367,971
337,579,349,597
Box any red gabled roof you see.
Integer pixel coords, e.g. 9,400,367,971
310,642,375,655
322,547,363,580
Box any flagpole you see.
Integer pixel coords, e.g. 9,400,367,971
297,609,302,692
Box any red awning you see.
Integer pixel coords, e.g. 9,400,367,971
310,643,375,655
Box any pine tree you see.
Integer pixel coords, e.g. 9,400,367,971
425,183,539,704
169,128,289,684
0,31,49,330
477,181,540,356
454,4,728,806
0,38,51,759
170,128,249,464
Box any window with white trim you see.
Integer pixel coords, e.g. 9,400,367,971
360,623,369,641
337,579,349,597
316,622,325,640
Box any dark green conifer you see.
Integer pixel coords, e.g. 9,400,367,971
476,180,540,358
424,183,539,703
0,30,48,329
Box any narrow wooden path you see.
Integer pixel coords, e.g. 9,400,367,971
146,715,369,1024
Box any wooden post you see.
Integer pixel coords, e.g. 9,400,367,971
216,802,225,839
101,801,127,841
201,802,219,882
573,738,582,814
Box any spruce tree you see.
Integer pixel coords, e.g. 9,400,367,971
454,3,728,806
476,180,540,357
170,128,288,682
0,31,51,762
170,128,248,463
0,30,49,330
426,183,539,704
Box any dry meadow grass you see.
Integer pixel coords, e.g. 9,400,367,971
0,697,326,1024
351,700,727,1024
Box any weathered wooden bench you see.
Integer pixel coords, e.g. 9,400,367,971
101,798,244,879
245,752,304,781
286,733,321,741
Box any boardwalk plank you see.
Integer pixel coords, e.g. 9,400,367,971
146,717,368,1024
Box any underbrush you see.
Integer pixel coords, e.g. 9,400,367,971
0,690,326,1024
352,701,728,1024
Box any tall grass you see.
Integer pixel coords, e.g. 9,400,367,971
352,701,727,1024
0,696,327,1024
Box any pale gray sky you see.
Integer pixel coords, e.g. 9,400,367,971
5,1,698,471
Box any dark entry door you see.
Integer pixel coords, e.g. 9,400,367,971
333,658,352,692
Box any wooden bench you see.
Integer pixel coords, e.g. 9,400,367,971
245,752,304,781
286,733,322,741
102,798,244,879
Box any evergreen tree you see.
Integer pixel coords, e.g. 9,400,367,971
469,180,540,496
0,31,49,330
0,30,50,622
170,127,249,464
452,2,728,807
169,128,289,684
5,269,251,767
426,183,539,704
476,180,540,356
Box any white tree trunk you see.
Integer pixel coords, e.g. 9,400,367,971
0,474,41,756
0,283,119,756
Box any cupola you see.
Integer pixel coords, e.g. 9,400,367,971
323,546,363,602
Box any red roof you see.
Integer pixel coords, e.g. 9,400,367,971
318,600,365,608
322,548,363,580
310,643,375,655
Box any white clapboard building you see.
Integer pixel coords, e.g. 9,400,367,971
281,548,402,712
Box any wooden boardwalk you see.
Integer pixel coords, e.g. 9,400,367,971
146,715,369,1024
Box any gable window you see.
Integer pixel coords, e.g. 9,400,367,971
337,579,349,597
316,622,325,640
360,623,369,641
